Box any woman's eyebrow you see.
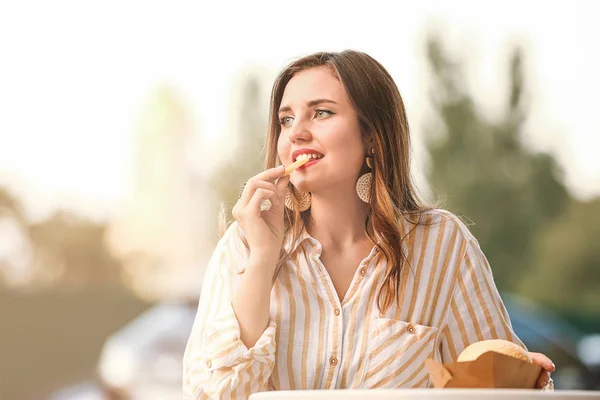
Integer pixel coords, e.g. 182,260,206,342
278,98,338,114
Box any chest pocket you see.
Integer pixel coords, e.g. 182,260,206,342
359,318,438,388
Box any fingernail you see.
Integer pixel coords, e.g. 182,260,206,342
539,381,547,389
551,362,556,370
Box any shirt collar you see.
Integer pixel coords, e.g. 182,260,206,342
282,225,381,261
283,225,315,255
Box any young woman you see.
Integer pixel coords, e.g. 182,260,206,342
183,51,554,399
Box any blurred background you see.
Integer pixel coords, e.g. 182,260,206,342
1,1,599,398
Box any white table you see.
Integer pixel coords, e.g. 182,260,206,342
250,389,600,399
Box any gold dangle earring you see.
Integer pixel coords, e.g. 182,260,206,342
356,148,374,203
285,186,311,212
277,156,311,212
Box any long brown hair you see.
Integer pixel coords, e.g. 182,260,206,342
264,50,431,313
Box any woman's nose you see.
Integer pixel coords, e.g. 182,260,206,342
288,120,312,143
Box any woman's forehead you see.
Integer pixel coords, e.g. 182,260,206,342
281,67,346,106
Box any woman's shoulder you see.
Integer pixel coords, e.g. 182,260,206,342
405,208,476,243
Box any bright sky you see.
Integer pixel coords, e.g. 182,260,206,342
0,0,598,221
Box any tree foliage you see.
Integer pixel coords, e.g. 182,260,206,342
210,72,268,230
424,35,599,327
424,36,569,289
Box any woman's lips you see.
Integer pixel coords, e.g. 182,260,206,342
296,158,322,170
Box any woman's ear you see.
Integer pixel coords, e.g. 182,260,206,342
364,135,376,154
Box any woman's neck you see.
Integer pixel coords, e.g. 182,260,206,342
307,189,371,250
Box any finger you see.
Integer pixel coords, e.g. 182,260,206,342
247,188,275,217
530,352,556,372
275,175,290,195
536,369,552,389
240,180,277,206
269,175,290,209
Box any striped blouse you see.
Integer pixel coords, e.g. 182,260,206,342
183,209,524,399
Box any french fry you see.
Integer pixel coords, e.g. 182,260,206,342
284,157,310,176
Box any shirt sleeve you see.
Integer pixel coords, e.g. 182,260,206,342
183,223,277,399
439,239,526,363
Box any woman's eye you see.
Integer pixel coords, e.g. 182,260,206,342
315,109,334,119
279,116,293,127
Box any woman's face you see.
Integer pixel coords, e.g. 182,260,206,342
277,66,366,194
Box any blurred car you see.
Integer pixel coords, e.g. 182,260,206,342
96,302,197,399
50,293,598,399
577,334,600,386
48,382,110,400
47,302,196,400
502,292,599,390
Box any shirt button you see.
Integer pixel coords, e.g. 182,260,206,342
407,324,416,334
359,268,366,275
334,308,341,316
330,357,338,365
206,360,212,368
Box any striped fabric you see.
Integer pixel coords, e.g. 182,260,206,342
183,209,524,399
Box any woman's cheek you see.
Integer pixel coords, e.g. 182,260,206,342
277,141,289,164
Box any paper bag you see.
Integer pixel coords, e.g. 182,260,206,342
424,352,542,389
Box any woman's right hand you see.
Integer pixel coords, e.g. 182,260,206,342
232,166,290,262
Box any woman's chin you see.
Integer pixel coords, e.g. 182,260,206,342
292,182,312,192
291,177,313,192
